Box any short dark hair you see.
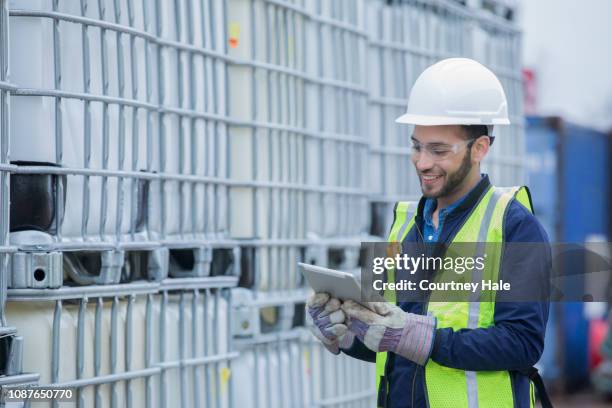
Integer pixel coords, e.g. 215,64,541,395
461,125,495,146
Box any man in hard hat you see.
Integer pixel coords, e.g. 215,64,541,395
307,58,551,407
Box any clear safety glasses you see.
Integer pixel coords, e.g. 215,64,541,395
410,138,474,161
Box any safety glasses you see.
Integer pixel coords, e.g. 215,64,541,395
410,137,474,161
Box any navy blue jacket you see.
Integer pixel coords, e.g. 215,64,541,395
343,175,550,407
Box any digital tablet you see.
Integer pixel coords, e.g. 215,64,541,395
298,262,363,301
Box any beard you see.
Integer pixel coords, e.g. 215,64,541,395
422,149,473,199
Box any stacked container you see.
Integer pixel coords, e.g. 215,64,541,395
226,0,374,406
366,0,526,238
6,281,234,408
0,0,23,386
366,0,473,236
0,0,524,407
472,2,525,187
3,0,238,406
227,0,310,293
366,0,473,200
232,332,373,408
8,0,239,286
226,0,370,292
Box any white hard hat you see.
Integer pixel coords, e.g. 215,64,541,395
395,58,510,126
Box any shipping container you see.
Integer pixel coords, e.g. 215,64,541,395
525,116,560,385
526,116,611,391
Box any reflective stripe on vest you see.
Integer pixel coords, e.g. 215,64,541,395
375,186,534,408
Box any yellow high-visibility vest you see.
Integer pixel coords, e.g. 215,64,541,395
375,185,535,408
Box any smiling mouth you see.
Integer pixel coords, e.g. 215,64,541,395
421,174,443,184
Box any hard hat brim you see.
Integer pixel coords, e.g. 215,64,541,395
395,113,511,126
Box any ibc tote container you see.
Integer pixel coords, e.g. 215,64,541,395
474,5,525,189
9,0,158,245
8,0,238,288
366,0,526,238
301,0,370,241
232,332,375,408
366,0,471,205
226,0,370,243
226,0,369,294
5,281,235,408
226,0,308,241
150,0,231,244
0,0,17,381
3,0,239,405
226,0,308,293
226,1,375,407
8,0,165,288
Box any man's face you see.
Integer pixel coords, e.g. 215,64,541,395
410,125,474,199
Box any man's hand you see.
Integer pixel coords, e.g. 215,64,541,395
307,292,355,354
341,300,436,365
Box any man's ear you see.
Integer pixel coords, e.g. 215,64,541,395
471,136,490,163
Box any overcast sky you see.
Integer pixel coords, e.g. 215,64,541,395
519,0,612,132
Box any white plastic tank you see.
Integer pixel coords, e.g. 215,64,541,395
4,289,230,408
9,0,154,242
151,291,230,408
232,338,304,408
5,296,148,407
227,0,308,240
232,332,376,408
252,246,301,291
9,0,235,242
149,0,230,240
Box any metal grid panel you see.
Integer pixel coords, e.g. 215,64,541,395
475,21,525,187
3,0,240,404
367,0,474,205
5,278,236,408
1,0,524,406
305,337,375,408
227,0,311,293
10,0,157,247
302,0,369,240
8,0,233,251
6,0,243,290
227,0,371,241
0,0,18,360
366,0,525,237
226,0,369,293
232,332,375,408
153,0,231,244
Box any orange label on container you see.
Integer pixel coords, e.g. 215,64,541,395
229,22,240,48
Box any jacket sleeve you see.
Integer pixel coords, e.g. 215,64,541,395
341,337,377,363
429,200,551,371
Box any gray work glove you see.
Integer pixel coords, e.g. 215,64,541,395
342,300,436,365
307,292,355,355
